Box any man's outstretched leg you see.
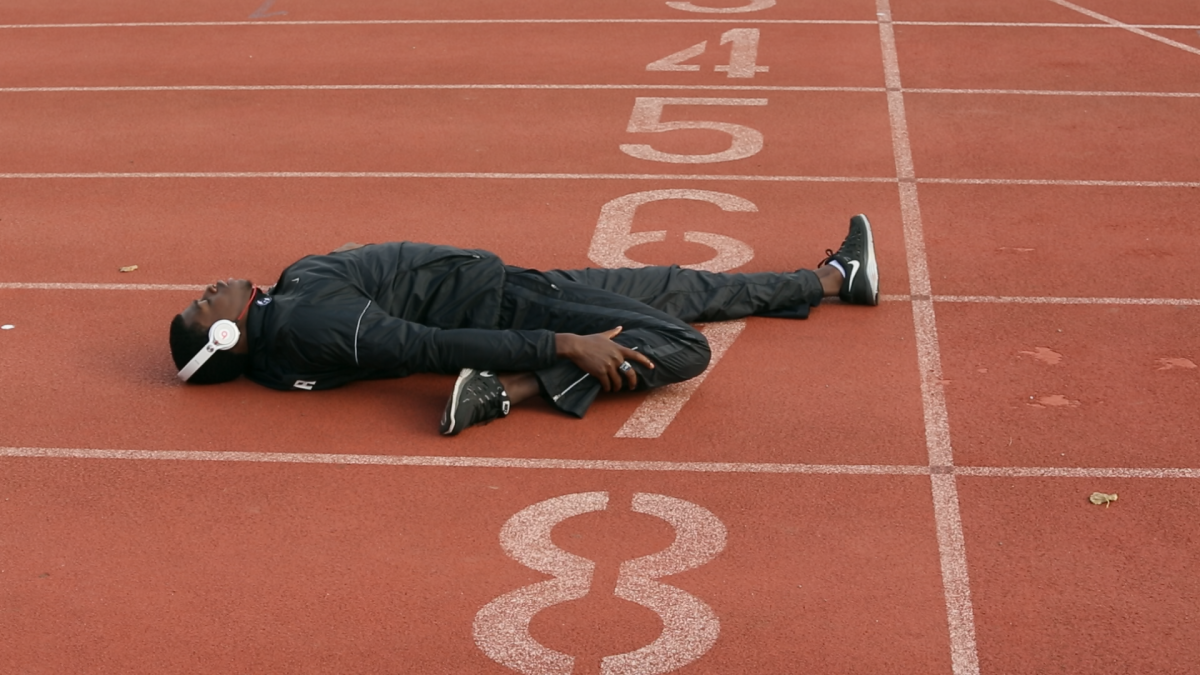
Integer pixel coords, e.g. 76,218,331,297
547,214,878,318
439,214,879,436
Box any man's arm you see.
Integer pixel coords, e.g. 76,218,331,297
355,307,654,386
354,306,558,375
555,327,655,392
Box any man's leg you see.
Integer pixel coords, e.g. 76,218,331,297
543,266,831,321
547,213,879,316
496,268,712,418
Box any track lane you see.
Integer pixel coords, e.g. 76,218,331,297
0,0,879,24
0,89,896,177
0,458,952,673
0,23,884,89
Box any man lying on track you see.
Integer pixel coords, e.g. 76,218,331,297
169,215,879,436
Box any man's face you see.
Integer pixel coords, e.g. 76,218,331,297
179,278,254,332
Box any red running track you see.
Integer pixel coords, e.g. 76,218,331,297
2,0,1199,673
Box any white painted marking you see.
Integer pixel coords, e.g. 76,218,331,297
589,189,756,272
0,171,896,183
0,19,876,30
929,473,978,673
248,0,286,19
666,0,776,14
603,493,726,674
475,492,726,674
956,466,1200,479
919,178,1200,187
908,88,1200,98
0,445,931,474
4,19,1199,30
616,322,745,439
474,492,608,675
646,40,707,72
877,2,980,674
934,295,1200,306
893,21,1200,29
1,324,13,329
22,82,1174,101
4,446,1200,478
1046,0,1200,57
0,173,1197,188
619,97,768,164
714,28,769,78
0,282,202,291
0,84,881,93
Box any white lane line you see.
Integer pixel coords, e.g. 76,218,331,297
0,19,879,29
935,295,1200,306
921,178,1200,188
4,85,1199,99
1046,0,1200,57
0,171,897,182
908,88,1200,98
928,472,978,671
0,282,202,291
894,21,1200,29
0,84,882,93
615,321,744,439
3,446,1197,479
3,19,1198,29
0,173,1196,187
957,466,1200,479
0,446,930,474
877,2,980,674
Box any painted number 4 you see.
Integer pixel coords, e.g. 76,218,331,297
647,28,768,79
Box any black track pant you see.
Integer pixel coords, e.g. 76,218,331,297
496,265,824,417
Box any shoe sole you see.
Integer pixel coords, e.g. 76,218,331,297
440,367,474,436
852,214,879,306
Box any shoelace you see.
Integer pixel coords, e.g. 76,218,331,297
467,379,509,418
835,229,863,256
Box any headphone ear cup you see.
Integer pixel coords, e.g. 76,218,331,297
209,319,241,350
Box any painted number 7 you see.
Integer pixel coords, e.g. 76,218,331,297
619,97,768,164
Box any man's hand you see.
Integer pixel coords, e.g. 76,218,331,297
331,242,366,253
556,327,655,392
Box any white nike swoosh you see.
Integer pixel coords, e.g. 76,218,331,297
847,260,860,290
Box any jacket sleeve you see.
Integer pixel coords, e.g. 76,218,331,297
352,304,557,375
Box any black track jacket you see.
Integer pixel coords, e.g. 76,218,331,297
244,243,557,391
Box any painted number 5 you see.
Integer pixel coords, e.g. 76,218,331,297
620,97,767,164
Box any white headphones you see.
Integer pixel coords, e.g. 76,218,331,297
177,319,241,382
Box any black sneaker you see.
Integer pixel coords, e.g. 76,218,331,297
820,214,879,306
440,368,511,436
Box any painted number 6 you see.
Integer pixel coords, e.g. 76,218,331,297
620,97,768,164
589,189,756,273
667,0,776,13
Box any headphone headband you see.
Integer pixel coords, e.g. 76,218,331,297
177,319,240,382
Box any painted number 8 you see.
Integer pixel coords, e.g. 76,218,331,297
473,492,727,675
